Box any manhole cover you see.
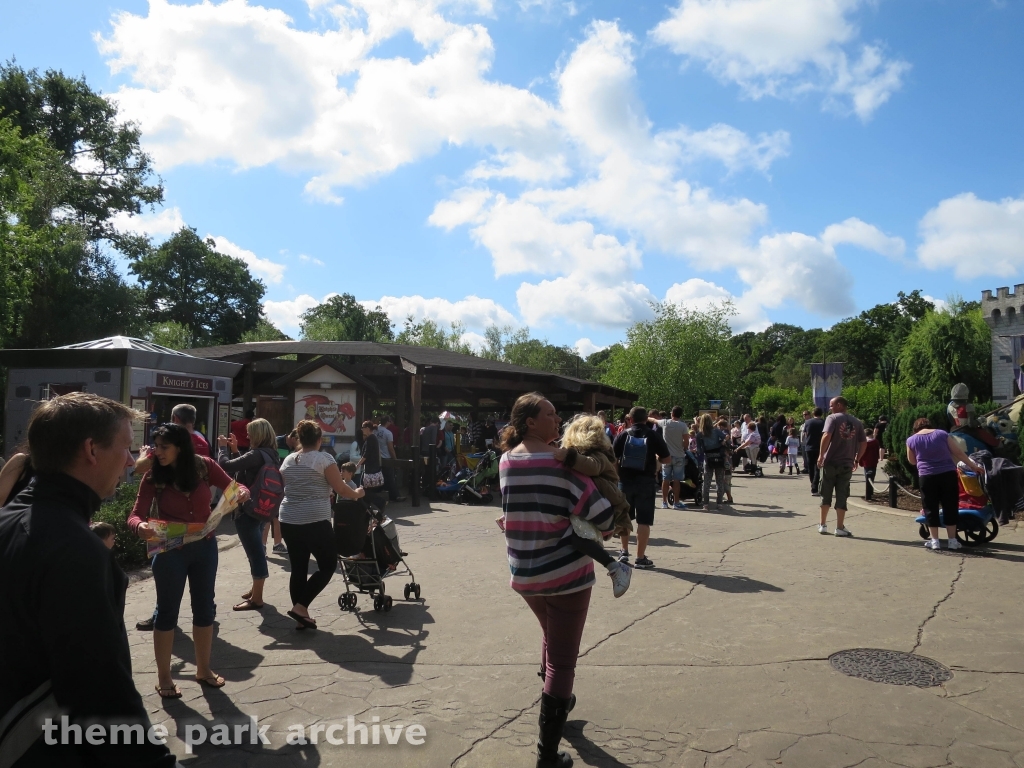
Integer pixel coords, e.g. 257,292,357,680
829,649,952,687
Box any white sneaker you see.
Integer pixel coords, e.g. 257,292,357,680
662,500,670,508
925,539,942,550
818,524,829,534
834,527,852,537
607,561,632,598
673,502,687,510
946,539,962,551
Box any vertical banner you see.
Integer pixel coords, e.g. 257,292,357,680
810,363,844,411
1013,337,1024,396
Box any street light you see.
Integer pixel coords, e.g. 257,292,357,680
880,358,900,420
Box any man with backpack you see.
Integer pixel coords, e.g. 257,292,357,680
613,406,671,570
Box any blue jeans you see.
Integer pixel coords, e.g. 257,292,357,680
152,536,218,631
235,512,269,580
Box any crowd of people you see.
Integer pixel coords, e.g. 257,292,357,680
0,388,964,767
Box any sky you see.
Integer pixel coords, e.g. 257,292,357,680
3,0,1024,355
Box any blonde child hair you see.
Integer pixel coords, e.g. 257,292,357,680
560,413,612,453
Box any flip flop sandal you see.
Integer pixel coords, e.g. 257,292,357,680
287,610,317,630
232,599,264,611
155,684,182,699
240,591,253,600
196,675,225,689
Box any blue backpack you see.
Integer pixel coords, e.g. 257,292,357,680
619,432,649,471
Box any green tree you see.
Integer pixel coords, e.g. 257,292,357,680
751,385,804,416
299,294,393,342
395,316,472,354
899,297,991,402
130,228,266,347
146,321,191,350
0,62,162,256
480,325,592,375
604,302,741,412
241,316,291,342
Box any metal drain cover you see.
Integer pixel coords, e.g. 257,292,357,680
829,649,952,687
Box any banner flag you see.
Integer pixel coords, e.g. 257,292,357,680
811,363,844,412
1012,337,1024,396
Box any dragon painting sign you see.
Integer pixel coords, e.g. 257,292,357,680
294,389,357,435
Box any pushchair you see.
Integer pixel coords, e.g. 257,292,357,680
665,450,704,507
334,495,421,612
436,450,499,504
914,457,1007,547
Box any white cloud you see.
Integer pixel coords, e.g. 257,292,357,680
97,0,559,202
650,0,910,120
574,337,606,357
663,278,769,331
517,275,656,328
821,216,905,258
367,294,519,330
670,123,790,174
922,294,948,313
208,235,287,285
298,253,326,266
262,293,330,333
460,330,489,352
918,193,1024,278
110,206,186,238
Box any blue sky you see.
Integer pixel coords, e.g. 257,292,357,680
3,0,1023,353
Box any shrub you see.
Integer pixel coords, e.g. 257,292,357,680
882,403,949,485
93,479,148,571
751,386,803,416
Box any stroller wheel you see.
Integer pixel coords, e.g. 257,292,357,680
338,594,345,609
404,584,414,601
984,518,999,543
413,583,421,600
956,527,986,547
373,595,384,612
384,596,393,612
918,524,930,540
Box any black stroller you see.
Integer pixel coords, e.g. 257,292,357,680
334,493,421,613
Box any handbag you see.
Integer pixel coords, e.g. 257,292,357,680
362,470,385,489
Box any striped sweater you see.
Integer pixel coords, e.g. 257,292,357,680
500,451,614,596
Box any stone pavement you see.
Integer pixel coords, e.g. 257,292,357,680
123,464,1024,767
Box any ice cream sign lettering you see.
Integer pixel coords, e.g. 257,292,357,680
296,393,356,433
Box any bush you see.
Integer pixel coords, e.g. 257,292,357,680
751,385,804,416
93,480,148,571
843,380,924,426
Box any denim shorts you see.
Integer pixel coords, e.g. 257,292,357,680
662,456,687,481
152,535,218,631
235,512,269,580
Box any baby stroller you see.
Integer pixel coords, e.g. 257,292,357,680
456,449,499,504
666,450,704,507
914,457,1007,547
334,495,421,612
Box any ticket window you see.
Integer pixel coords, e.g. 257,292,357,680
149,394,215,442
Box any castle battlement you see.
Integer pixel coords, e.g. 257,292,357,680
982,285,1024,329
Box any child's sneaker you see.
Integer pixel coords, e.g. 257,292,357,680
834,527,852,537
818,524,829,534
616,550,630,563
634,556,655,570
925,539,942,550
607,561,632,598
946,539,962,551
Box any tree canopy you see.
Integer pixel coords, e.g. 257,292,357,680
299,294,394,342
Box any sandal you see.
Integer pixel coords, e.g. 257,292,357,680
155,684,182,699
240,590,252,600
287,610,317,630
232,599,264,611
196,674,226,689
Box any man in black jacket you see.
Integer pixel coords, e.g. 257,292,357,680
0,392,176,767
613,406,671,570
804,407,826,495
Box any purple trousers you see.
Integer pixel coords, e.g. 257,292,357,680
522,587,592,699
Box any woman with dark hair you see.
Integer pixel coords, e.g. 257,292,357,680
770,414,787,471
279,420,365,630
356,420,384,493
129,423,248,698
907,417,984,551
500,393,614,768
217,418,280,611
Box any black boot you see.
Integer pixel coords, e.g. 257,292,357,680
536,692,573,767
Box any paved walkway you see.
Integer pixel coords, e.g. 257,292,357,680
124,464,1024,767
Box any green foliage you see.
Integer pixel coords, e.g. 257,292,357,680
883,403,950,483
131,228,266,347
241,316,291,342
300,293,394,342
751,386,804,416
842,380,924,426
480,325,595,376
604,302,741,412
146,321,192,350
899,297,991,402
93,480,148,571
395,316,472,354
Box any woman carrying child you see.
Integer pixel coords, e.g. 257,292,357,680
695,414,728,510
499,394,615,768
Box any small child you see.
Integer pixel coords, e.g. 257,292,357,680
340,461,358,490
553,414,634,598
785,428,800,475
859,428,883,500
91,521,116,550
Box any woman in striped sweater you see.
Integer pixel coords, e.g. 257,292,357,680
500,393,615,768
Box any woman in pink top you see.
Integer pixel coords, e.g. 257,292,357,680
499,393,613,768
130,423,248,699
906,417,983,551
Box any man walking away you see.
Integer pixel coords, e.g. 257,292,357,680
804,408,826,495
613,406,671,569
657,407,690,510
0,393,175,767
817,397,867,537
860,427,884,501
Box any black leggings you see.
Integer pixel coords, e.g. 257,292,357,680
280,520,338,609
919,470,959,528
570,533,614,567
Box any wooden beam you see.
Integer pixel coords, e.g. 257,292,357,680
582,391,597,413
400,358,419,375
410,373,423,446
242,364,254,414
395,372,407,454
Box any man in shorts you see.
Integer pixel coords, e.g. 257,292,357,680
657,406,690,509
614,406,671,569
817,396,867,537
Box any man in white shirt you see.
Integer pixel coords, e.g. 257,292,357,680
657,406,690,510
740,414,754,442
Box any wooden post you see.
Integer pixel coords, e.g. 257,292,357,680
410,373,422,447
411,446,421,507
242,364,254,414
583,391,597,413
395,372,407,456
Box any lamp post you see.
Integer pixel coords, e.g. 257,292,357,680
880,358,900,420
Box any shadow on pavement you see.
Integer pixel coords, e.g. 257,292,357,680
656,568,784,593
564,720,631,767
855,535,1024,564
646,537,689,548
699,505,802,519
169,622,265,683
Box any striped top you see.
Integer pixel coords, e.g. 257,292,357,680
500,451,614,596
279,450,336,525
